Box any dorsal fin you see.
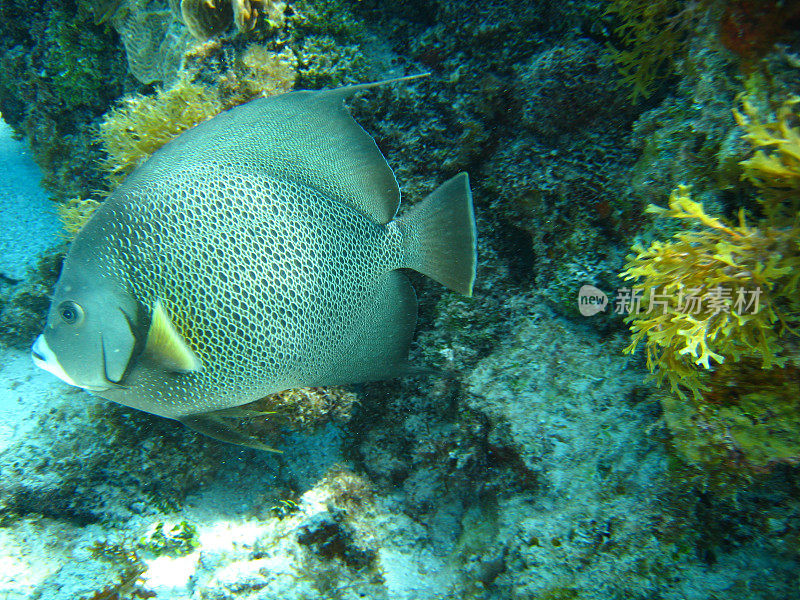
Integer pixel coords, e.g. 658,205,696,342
137,74,428,225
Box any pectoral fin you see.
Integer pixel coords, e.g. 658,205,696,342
144,299,202,372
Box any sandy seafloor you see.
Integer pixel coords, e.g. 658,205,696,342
0,343,460,600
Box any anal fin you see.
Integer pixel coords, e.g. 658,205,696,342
313,270,417,386
179,412,282,453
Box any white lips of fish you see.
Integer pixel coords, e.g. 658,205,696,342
31,334,110,392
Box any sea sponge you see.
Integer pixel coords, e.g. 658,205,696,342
621,185,800,399
233,0,286,33
99,0,285,84
719,0,800,64
180,0,232,40
106,0,195,84
97,78,223,185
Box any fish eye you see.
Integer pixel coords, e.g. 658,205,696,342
58,301,84,325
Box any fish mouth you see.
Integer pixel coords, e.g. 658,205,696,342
31,335,116,392
31,335,77,385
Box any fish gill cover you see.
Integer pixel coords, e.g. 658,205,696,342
0,0,799,599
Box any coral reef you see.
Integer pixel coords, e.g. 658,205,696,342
605,0,800,102
0,0,128,200
34,540,149,600
255,387,359,431
2,0,800,598
0,406,225,525
203,386,360,451
179,0,233,40
457,304,800,598
296,508,377,568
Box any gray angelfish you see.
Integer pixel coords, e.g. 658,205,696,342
32,76,477,449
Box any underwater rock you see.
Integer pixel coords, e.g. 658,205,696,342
463,305,800,598
296,508,376,568
0,251,63,351
516,38,633,140
0,0,127,200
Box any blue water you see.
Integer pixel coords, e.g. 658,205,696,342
0,119,61,280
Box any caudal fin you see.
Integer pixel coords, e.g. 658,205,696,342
398,173,477,296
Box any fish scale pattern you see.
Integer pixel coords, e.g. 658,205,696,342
94,167,402,417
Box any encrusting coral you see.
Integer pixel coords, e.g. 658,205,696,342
621,185,799,400
621,94,800,473
734,94,800,218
